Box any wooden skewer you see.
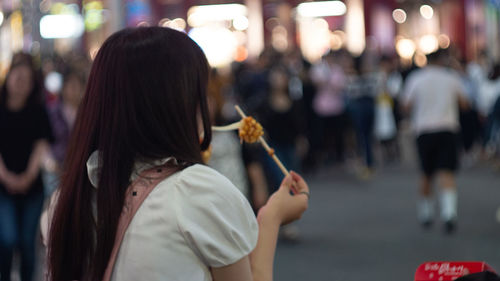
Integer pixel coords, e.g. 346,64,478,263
235,105,290,177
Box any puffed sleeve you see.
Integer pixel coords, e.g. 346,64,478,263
173,164,258,268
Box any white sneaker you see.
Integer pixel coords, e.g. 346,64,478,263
417,198,434,227
440,189,458,222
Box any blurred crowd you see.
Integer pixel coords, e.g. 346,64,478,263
207,45,500,238
209,45,500,197
0,52,89,281
1,43,500,279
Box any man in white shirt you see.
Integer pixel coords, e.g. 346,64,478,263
403,49,469,234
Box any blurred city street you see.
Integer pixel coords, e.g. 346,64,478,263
274,157,500,281
2,0,500,280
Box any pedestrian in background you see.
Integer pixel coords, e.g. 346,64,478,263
403,49,469,234
44,64,87,196
346,53,380,179
0,53,53,281
480,64,500,155
375,55,401,164
310,51,349,166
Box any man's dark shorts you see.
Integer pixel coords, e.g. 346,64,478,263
416,131,459,176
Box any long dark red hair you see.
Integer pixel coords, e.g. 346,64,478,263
47,27,211,281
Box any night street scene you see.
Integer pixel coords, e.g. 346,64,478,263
0,0,500,280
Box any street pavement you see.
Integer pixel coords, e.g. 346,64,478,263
273,162,500,281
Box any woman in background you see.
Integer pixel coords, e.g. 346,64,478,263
44,65,87,196
0,53,53,281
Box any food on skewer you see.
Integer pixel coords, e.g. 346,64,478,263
211,106,289,177
210,105,298,194
212,116,263,144
238,116,264,144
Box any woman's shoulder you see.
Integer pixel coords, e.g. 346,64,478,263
163,164,258,267
147,163,253,222
174,164,245,199
180,163,222,175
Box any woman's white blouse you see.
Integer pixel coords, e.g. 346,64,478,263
40,162,258,281
110,164,258,281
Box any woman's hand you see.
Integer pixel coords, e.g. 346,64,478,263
0,140,49,195
258,171,309,226
0,156,27,194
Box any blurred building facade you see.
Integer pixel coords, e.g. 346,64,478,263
0,0,499,73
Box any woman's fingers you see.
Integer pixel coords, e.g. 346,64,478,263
263,172,310,225
279,173,300,195
277,171,309,196
290,171,309,194
279,174,293,191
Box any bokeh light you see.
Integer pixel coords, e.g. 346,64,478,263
331,33,343,50
136,21,150,27
419,34,439,54
189,26,237,67
296,1,347,17
414,52,428,67
162,18,186,31
233,15,249,31
45,72,63,94
396,38,416,59
420,5,434,20
392,9,407,24
438,34,451,49
187,4,247,27
234,45,248,62
84,1,105,31
40,15,85,39
158,18,170,27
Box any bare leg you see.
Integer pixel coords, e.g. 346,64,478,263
419,174,433,197
438,170,456,190
417,174,434,226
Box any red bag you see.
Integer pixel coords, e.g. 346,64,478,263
415,262,496,281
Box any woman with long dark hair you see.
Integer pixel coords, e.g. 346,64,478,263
0,53,53,281
43,27,308,281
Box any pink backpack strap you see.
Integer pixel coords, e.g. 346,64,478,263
102,165,177,281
